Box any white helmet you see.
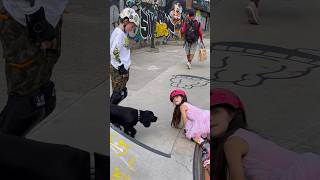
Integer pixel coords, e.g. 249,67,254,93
119,8,140,27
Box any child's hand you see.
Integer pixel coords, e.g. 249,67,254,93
118,64,129,76
26,7,56,43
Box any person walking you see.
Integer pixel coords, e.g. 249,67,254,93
181,9,203,69
246,0,260,25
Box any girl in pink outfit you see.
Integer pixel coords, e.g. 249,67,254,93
169,89,210,178
211,88,320,180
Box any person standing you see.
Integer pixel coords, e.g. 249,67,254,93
0,0,68,136
110,8,140,104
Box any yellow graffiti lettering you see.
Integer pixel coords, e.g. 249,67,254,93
127,156,136,170
117,139,129,157
155,22,169,38
112,167,131,180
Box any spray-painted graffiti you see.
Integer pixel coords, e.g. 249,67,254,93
193,0,210,12
140,7,156,40
170,75,210,89
157,9,175,34
169,2,183,24
155,22,169,37
166,2,184,40
110,132,136,180
212,42,320,87
110,0,186,45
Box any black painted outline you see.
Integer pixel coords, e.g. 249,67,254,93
212,42,320,87
170,74,210,89
111,125,171,158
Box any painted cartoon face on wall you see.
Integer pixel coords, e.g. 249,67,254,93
173,3,182,19
169,2,182,24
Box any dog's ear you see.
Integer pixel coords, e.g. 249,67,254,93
145,111,157,122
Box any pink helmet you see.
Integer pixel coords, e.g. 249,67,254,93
210,88,245,113
170,89,187,102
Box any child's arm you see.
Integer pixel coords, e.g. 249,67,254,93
180,104,188,128
224,136,248,180
110,35,123,65
110,35,121,64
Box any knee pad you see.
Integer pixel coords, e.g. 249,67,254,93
110,90,126,105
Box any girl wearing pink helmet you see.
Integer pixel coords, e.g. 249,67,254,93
211,88,320,180
169,89,210,175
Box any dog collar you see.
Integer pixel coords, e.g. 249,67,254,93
137,110,140,122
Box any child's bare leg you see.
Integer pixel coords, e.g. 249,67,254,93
193,136,211,175
246,0,260,25
204,165,210,180
189,54,194,63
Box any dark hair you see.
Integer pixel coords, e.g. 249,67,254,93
211,105,248,180
119,17,129,24
171,95,188,128
188,9,195,17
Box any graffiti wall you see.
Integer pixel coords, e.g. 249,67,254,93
195,9,210,31
110,0,187,46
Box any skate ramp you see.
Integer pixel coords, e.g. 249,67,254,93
110,125,195,180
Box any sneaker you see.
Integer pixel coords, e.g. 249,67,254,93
186,62,191,69
246,2,259,25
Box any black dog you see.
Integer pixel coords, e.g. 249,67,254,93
110,104,157,138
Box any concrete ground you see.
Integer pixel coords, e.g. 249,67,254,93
111,37,210,179
212,0,320,153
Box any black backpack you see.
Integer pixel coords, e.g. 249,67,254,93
185,19,200,43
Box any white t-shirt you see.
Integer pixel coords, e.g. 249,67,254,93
110,27,131,70
2,0,69,27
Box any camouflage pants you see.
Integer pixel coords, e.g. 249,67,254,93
0,8,62,96
110,65,129,92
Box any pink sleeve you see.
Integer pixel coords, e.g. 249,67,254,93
185,128,192,139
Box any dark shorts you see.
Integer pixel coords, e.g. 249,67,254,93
184,42,198,55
